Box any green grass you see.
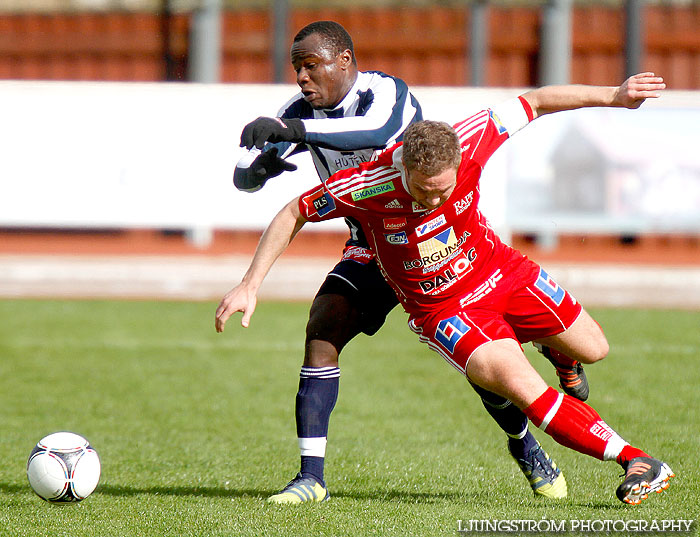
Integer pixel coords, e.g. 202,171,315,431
0,299,698,536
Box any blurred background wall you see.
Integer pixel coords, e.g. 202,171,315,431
0,1,698,88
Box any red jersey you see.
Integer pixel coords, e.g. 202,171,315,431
299,98,535,316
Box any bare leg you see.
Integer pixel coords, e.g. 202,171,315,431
535,308,608,365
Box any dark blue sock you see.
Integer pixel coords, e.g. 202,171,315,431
470,382,533,458
295,367,340,486
509,431,538,459
300,456,325,485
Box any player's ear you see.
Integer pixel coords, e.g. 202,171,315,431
338,49,353,70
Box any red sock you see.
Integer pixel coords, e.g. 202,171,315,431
524,387,629,461
548,347,577,368
616,445,650,466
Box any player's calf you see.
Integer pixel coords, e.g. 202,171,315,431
524,387,674,505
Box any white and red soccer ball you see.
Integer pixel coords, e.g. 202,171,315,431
27,432,101,502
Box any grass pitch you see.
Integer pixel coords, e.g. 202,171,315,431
0,299,698,536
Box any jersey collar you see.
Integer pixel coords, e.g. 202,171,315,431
324,73,362,116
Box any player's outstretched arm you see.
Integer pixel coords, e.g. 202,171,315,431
522,72,665,119
215,197,307,332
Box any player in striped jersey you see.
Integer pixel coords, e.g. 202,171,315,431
217,73,674,505
234,29,422,189
233,21,571,503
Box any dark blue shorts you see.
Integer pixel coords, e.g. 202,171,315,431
316,250,399,336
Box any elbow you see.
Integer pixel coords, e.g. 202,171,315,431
350,130,390,151
363,132,392,150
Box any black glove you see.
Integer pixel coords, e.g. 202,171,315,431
240,117,306,150
250,147,297,179
233,147,298,193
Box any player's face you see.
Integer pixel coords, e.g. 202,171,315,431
291,33,354,110
406,167,458,210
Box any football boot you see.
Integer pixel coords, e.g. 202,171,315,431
511,441,567,499
267,473,330,504
616,457,674,505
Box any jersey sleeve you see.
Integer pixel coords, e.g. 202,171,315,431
298,184,350,223
454,97,533,167
302,74,422,151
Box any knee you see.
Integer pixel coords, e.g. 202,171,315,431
306,294,352,343
593,337,609,362
305,315,341,368
304,339,340,368
581,335,609,364
304,294,359,367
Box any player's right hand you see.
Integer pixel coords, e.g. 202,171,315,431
614,72,665,109
240,117,306,149
215,284,257,332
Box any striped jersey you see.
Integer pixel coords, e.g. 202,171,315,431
239,70,423,182
299,97,535,315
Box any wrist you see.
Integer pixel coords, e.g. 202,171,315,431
239,277,261,295
608,86,625,107
281,118,306,142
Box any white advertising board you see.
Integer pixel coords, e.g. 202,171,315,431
1,81,698,241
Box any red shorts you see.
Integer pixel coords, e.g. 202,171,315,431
408,259,582,376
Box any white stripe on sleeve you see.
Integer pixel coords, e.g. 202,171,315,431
490,97,531,136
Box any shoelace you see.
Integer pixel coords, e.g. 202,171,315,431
556,366,582,384
284,475,303,489
528,448,554,477
618,461,651,479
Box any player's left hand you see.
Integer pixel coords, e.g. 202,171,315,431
240,117,306,149
215,284,257,332
614,72,665,109
251,147,298,179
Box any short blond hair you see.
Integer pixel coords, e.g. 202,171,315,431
402,120,461,176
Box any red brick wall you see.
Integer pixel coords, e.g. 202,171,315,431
0,6,697,88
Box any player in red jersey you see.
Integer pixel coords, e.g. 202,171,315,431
216,73,673,504
238,21,572,504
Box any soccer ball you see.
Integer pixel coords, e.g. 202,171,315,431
27,432,101,502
